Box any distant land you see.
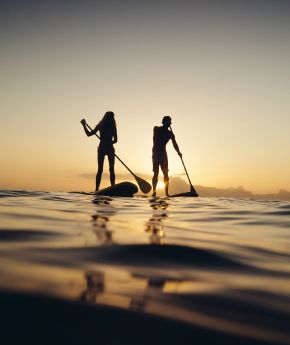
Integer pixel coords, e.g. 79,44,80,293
79,173,290,201
194,185,290,201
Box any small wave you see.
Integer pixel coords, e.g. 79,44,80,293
0,229,63,241
267,210,290,216
172,290,290,335
279,204,290,210
36,244,252,271
40,196,75,202
1,212,67,222
234,244,290,260
0,190,50,198
242,220,290,228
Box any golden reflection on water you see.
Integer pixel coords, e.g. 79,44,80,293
80,269,148,310
80,270,105,303
1,192,290,344
129,275,171,313
92,215,113,245
81,195,116,246
145,198,169,244
79,268,185,317
76,268,290,344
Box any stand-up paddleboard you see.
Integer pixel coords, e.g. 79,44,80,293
96,182,138,197
170,191,198,197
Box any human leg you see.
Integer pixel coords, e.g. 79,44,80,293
108,151,115,186
152,152,159,197
152,170,159,197
161,152,169,196
163,171,169,196
96,150,105,192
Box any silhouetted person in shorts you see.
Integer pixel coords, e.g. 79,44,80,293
152,116,182,197
81,112,117,192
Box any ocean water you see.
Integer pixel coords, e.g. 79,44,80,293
0,190,290,344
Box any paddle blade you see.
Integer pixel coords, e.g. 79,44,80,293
170,191,198,197
134,175,152,194
190,185,199,197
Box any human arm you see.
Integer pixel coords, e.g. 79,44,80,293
80,119,100,137
153,126,158,142
171,134,182,157
112,126,118,144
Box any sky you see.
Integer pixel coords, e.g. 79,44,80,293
0,0,290,193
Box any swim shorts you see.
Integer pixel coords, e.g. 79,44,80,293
152,150,168,173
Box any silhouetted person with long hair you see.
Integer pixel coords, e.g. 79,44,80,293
152,116,181,197
81,112,117,192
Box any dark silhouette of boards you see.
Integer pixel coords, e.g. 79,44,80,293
170,191,198,197
96,182,138,197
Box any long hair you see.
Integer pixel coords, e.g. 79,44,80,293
100,111,116,132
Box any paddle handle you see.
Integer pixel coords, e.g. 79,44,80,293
83,122,136,176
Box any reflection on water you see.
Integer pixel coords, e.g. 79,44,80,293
92,196,112,206
149,197,169,210
81,270,105,303
90,196,115,246
130,274,169,313
1,191,290,344
145,198,168,244
92,215,113,245
130,277,166,312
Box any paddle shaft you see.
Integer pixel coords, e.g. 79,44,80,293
170,126,195,190
180,156,194,188
84,123,136,176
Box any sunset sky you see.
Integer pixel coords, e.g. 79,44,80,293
1,0,289,193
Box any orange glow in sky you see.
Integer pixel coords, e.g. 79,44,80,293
0,2,289,194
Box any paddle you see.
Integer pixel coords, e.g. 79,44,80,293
82,122,152,194
170,126,198,197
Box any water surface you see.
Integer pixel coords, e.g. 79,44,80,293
0,190,290,344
